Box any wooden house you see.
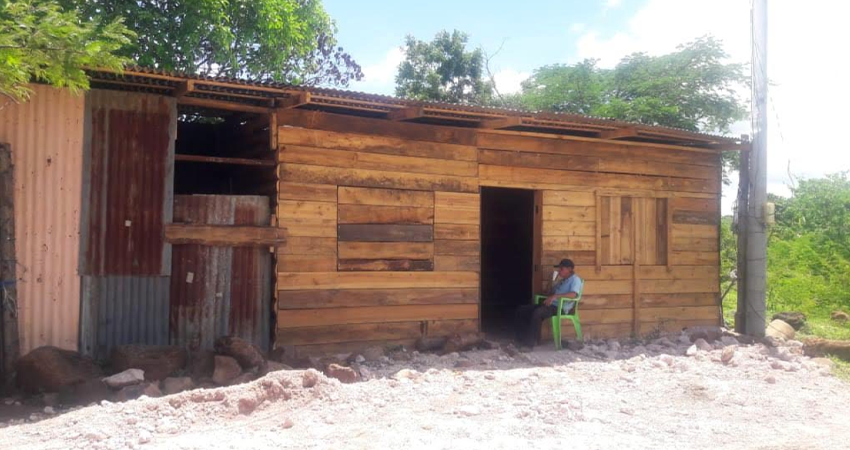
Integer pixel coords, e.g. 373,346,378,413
0,68,745,363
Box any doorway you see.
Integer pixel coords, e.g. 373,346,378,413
480,187,536,336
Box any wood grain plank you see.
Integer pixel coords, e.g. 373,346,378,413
542,190,597,206
279,182,337,202
278,288,479,309
579,294,633,310
280,163,478,193
337,224,433,242
277,304,479,327
278,254,338,272
639,306,719,322
542,236,595,251
338,186,434,207
338,205,434,225
638,265,720,280
277,237,337,256
278,217,337,238
277,271,479,290
542,205,595,222
277,321,423,345
435,240,480,256
338,259,434,272
641,278,720,294
542,221,596,237
672,236,719,252
639,293,717,308
165,224,283,246
670,197,719,213
277,200,337,221
434,255,481,271
426,319,479,336
280,144,478,177
670,251,720,265
434,223,480,240
338,242,434,260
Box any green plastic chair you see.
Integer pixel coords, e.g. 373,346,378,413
534,276,584,349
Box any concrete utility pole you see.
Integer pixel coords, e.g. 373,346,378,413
743,0,768,337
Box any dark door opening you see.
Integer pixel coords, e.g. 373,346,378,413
480,187,535,336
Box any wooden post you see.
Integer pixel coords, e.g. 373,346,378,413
0,143,19,387
595,192,602,273
735,149,750,334
632,197,640,336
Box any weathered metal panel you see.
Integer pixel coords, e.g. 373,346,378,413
170,195,271,351
0,85,85,353
80,276,170,358
80,89,175,276
78,89,176,357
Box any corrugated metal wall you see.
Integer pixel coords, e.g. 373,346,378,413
0,85,85,353
79,89,176,357
170,195,271,351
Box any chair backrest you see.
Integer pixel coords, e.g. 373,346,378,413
574,276,584,302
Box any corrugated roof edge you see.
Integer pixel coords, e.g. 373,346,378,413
84,66,744,147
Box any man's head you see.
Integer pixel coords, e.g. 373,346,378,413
554,258,575,278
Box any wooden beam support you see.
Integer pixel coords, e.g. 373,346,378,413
387,106,425,121
478,116,523,129
278,91,311,109
178,96,270,114
172,80,195,98
599,126,638,140
174,154,276,167
165,224,285,246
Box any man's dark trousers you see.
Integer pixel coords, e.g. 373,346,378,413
515,303,558,347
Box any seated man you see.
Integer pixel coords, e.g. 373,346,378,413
514,258,582,349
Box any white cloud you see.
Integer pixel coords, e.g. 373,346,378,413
573,0,850,213
349,46,405,95
604,0,623,10
569,23,587,34
493,68,531,95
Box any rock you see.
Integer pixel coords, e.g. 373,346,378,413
565,340,585,351
802,338,850,361
326,364,359,384
765,375,777,384
720,336,739,346
694,338,713,352
114,382,162,402
721,346,736,365
811,357,835,368
263,361,293,374
212,356,242,385
41,393,59,407
687,326,723,343
103,369,145,389
831,310,850,323
443,332,487,354
765,320,795,341
16,346,103,394
138,430,152,444
214,336,264,369
188,350,215,380
415,337,448,353
608,340,622,352
454,359,476,368
229,373,255,386
58,378,111,406
161,377,194,395
301,369,321,388
353,354,365,364
394,369,420,380
111,345,187,381
281,418,295,429
772,312,807,330
362,346,385,362
43,406,55,415
686,345,698,357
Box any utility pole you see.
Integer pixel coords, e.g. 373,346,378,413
743,0,768,337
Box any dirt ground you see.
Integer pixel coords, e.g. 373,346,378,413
1,333,849,450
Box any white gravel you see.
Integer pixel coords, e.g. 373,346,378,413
1,333,849,450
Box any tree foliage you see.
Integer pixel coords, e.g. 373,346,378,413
65,0,362,86
0,0,133,102
515,36,747,134
395,30,493,104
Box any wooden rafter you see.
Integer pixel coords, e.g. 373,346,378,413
278,91,311,109
387,106,424,121
478,116,523,129
177,96,270,114
599,126,639,140
172,80,195,98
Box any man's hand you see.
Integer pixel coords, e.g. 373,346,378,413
543,295,557,307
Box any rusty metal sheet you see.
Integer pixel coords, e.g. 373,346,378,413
80,89,175,276
170,195,271,351
0,84,85,353
79,276,170,359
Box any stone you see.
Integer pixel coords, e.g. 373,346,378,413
281,418,295,429
810,357,835,368
765,375,777,384
394,369,420,380
103,369,145,389
608,340,622,352
16,346,103,394
43,406,55,415
454,359,476,368
110,345,187,381
229,373,255,386
138,430,152,444
41,393,59,407
188,350,215,380
443,332,487,354
326,364,359,384
301,369,321,388
686,326,723,343
214,336,265,369
765,320,795,341
721,346,737,365
58,378,112,406
720,336,739,347
831,310,850,323
161,377,195,395
362,346,385,362
354,355,365,364
212,356,242,385
803,338,850,361
694,338,713,352
565,340,585,351
686,345,698,357
114,382,162,402
772,312,807,330
263,361,293,374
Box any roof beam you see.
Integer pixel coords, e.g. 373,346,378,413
705,142,751,151
387,106,424,121
172,80,195,98
478,116,523,129
599,126,639,140
277,91,311,109
178,96,270,114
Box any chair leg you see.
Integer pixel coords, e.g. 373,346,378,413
572,317,583,342
553,316,562,350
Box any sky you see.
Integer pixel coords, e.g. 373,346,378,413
323,0,850,214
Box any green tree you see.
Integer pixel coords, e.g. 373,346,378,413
66,0,362,86
517,36,747,134
0,0,133,102
395,30,493,104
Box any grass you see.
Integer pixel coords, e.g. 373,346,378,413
829,357,850,383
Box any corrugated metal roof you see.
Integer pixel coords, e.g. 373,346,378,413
0,84,85,354
86,67,741,146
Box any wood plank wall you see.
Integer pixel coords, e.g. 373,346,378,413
275,109,722,354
